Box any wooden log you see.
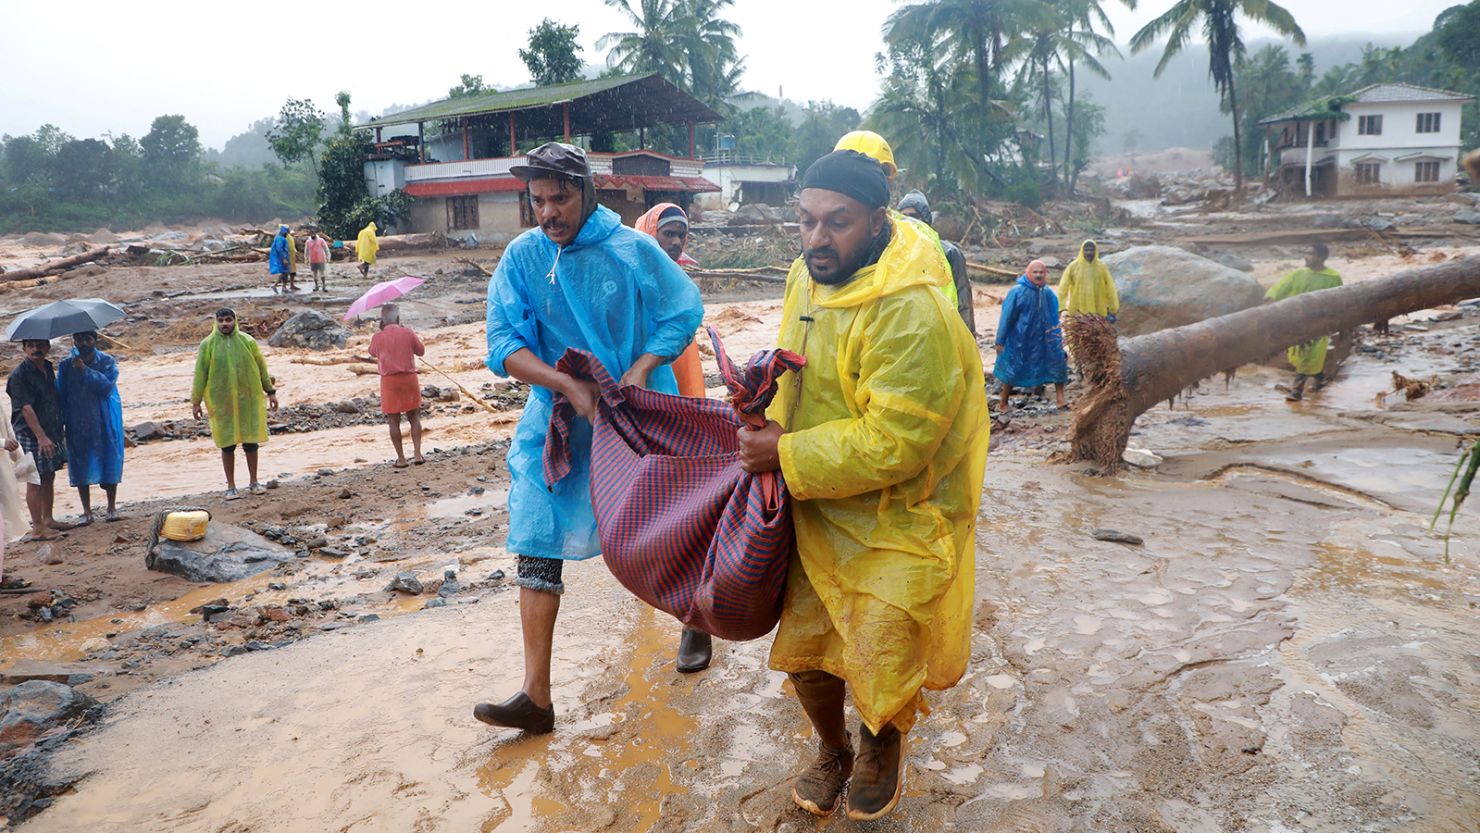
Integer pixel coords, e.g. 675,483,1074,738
454,258,492,277
966,261,1020,279
686,268,789,284
1066,255,1480,468
0,248,110,282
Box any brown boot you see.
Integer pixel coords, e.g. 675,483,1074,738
847,723,904,821
789,671,853,816
472,691,555,735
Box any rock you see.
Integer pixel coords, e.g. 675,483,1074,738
319,546,348,558
421,385,441,398
1454,210,1480,225
258,606,291,623
1102,246,1268,337
1092,528,1144,546
0,681,96,753
201,239,228,252
132,421,165,441
89,228,120,244
20,231,66,247
147,522,296,583
60,263,106,280
0,661,102,686
1122,447,1164,468
437,388,460,403
386,572,424,595
1363,217,1396,232
266,310,351,350
422,598,447,609
337,487,352,499
79,637,111,655
1214,253,1254,272
486,569,506,582
333,400,361,414
301,533,329,549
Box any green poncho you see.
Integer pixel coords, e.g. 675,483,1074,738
1265,266,1343,375
190,324,273,448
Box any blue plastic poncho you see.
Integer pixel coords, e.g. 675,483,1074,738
486,203,704,561
268,229,290,275
993,275,1069,388
57,347,125,487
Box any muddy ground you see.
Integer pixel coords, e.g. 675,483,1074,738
0,198,1478,832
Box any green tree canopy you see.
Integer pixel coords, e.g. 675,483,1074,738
519,19,585,86
266,98,327,174
141,114,203,192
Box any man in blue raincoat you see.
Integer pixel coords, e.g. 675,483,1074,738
475,142,704,735
994,259,1069,411
268,225,292,294
57,331,124,523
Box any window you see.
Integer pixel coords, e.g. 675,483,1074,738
1315,122,1327,144
1355,161,1381,185
519,190,536,227
1416,112,1441,133
1358,115,1383,135
1415,160,1441,183
447,196,479,231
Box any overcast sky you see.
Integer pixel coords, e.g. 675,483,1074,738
0,0,1454,149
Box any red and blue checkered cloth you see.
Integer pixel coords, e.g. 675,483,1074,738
545,328,805,640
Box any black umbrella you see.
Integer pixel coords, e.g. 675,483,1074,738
5,299,126,342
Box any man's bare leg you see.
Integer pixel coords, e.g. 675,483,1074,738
75,485,94,526
102,484,119,521
520,587,559,708
244,447,261,489
221,448,237,491
407,410,425,464
25,482,55,540
388,414,407,467
998,384,1013,411
1055,383,1067,409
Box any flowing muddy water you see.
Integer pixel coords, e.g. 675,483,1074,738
9,287,1480,831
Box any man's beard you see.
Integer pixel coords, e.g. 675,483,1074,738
805,225,890,286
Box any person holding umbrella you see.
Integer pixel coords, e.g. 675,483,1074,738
191,308,278,499
58,331,125,523
7,339,67,540
361,304,425,468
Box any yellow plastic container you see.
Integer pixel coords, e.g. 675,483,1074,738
160,511,210,542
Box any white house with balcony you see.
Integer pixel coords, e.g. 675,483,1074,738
1259,83,1474,198
359,74,720,243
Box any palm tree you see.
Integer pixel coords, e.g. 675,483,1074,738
678,0,745,108
885,0,1039,116
1060,0,1123,189
599,0,688,81
1130,0,1305,191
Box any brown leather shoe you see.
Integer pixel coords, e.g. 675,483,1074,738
676,628,712,673
472,692,555,735
846,724,903,820
792,737,854,817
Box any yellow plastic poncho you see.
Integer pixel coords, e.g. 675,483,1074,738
356,222,379,265
190,323,273,449
1265,266,1343,374
766,217,990,735
286,231,299,273
1058,239,1119,316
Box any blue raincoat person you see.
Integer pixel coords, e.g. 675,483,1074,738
57,332,125,522
268,225,291,293
475,143,706,735
993,260,1069,410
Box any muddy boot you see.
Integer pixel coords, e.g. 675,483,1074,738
1309,373,1327,392
472,692,555,735
789,671,853,816
676,627,712,673
1285,374,1306,402
847,723,904,821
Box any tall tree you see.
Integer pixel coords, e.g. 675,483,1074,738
335,91,354,135
520,19,585,86
448,74,491,98
266,98,327,175
140,114,202,193
599,0,687,82
1130,0,1305,192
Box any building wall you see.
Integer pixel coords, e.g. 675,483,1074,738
1332,145,1462,196
364,160,407,198
1335,101,1466,153
407,192,527,246
700,163,794,205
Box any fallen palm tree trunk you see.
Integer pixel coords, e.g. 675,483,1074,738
1067,255,1480,468
0,247,111,282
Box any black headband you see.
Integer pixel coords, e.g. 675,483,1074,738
801,150,889,210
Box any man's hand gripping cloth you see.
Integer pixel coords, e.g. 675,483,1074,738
544,328,804,640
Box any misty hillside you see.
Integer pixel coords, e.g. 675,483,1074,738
1078,34,1416,154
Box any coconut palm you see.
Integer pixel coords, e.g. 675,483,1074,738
1130,0,1306,191
884,0,1039,116
599,0,688,81
1060,0,1124,189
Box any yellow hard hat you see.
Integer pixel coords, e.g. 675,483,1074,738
834,130,897,179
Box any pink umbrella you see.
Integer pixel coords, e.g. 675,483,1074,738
343,276,426,322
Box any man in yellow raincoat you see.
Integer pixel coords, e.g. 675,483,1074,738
1057,239,1119,320
356,221,379,278
191,308,278,499
1265,241,1343,400
738,150,988,821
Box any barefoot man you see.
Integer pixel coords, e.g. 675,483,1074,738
58,331,125,523
474,142,703,734
8,339,68,540
994,260,1070,411
191,308,278,500
364,304,425,467
737,150,989,821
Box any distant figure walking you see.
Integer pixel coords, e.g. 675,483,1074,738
191,308,278,499
8,338,67,540
1265,242,1343,401
994,260,1069,411
304,228,332,292
58,331,125,523
1057,239,1118,321
356,221,379,279
269,225,293,294
364,304,426,467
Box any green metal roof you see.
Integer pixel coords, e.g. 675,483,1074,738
363,73,722,133
1258,94,1357,125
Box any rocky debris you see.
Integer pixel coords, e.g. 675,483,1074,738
422,598,447,609
1454,209,1480,225
267,310,351,350
88,228,120,244
0,681,97,756
21,590,77,623
1215,253,1254,273
1092,529,1145,546
147,523,296,583
132,421,166,441
1122,448,1165,468
386,572,424,595
1103,246,1267,337
0,661,104,686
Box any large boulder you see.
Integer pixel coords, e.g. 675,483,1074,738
267,309,351,350
1102,246,1267,337
0,681,96,756
147,522,296,583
